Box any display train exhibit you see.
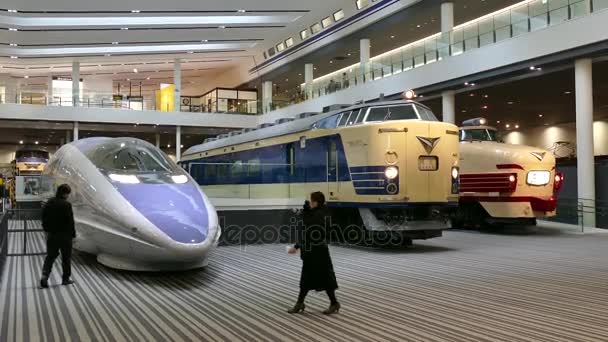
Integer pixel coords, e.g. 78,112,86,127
13,148,50,175
454,118,564,228
181,100,461,244
42,137,221,271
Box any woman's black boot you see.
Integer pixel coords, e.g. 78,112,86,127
287,302,306,314
323,302,341,315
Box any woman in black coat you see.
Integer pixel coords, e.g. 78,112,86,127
288,191,340,314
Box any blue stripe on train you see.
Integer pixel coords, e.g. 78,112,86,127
353,180,386,188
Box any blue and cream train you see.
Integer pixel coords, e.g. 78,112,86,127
180,100,461,243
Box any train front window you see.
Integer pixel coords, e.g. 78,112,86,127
16,150,49,159
87,139,180,176
460,129,499,142
365,105,419,122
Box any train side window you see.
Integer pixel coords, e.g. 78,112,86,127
204,164,216,178
355,109,366,124
347,109,360,126
288,144,296,175
231,161,244,177
366,107,389,122
328,141,337,170
317,114,341,129
338,111,351,127
248,159,260,176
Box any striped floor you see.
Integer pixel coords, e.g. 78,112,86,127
2,224,608,341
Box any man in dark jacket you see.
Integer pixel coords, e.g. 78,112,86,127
40,184,75,288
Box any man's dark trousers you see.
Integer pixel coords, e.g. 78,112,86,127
41,235,72,281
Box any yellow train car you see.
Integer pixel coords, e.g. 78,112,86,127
454,118,564,227
180,100,461,244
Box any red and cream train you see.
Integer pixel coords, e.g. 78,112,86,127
453,118,564,228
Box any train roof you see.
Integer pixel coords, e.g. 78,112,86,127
183,100,433,156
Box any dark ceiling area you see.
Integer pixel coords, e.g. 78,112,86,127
420,58,608,130
243,0,521,94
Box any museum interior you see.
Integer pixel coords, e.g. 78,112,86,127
1,0,608,341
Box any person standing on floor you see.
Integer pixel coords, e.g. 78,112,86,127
288,191,340,315
40,184,76,289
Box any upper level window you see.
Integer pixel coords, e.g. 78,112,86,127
365,105,419,122
311,23,322,34
285,37,294,48
333,9,345,21
321,16,333,28
356,0,371,10
315,114,341,129
300,28,309,40
346,109,360,126
338,112,351,126
267,47,276,57
276,42,285,52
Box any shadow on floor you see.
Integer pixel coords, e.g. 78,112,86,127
451,225,571,237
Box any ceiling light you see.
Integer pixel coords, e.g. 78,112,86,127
187,51,194,54
530,66,536,70
201,39,208,42
390,35,395,39
146,77,150,80
131,10,141,13
483,95,488,98
24,75,29,79
564,91,571,94
121,27,129,30
506,124,510,128
9,43,17,47
470,83,476,86
112,42,119,45
127,78,130,81
538,114,543,117
10,56,17,59
167,144,171,148
464,82,469,86
515,124,520,129
180,144,184,148
105,54,112,57
237,9,246,13
218,25,226,29
19,140,23,144
461,110,467,113
35,141,39,145
507,101,514,105
482,105,488,109
497,120,501,124
8,28,18,31
133,68,138,73
8,9,18,13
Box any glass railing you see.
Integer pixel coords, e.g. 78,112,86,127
2,91,262,115
271,0,606,109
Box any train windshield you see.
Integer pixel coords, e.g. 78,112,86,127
460,128,499,142
364,104,438,122
87,139,181,175
16,150,49,160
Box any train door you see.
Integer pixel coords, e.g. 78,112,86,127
327,139,339,199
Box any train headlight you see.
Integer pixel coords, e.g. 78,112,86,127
385,166,399,180
527,171,550,186
451,167,459,180
109,174,140,184
171,175,188,184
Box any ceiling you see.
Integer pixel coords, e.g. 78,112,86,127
0,0,354,94
0,120,231,152
419,58,608,130
249,0,522,96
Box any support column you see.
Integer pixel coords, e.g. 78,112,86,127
442,90,456,124
304,63,314,99
175,126,181,162
72,61,80,107
174,59,181,112
65,130,71,143
360,39,371,80
60,138,65,146
441,1,454,33
262,81,273,114
155,133,161,148
73,122,79,141
575,58,595,228
47,75,53,105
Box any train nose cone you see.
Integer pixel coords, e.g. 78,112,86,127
115,183,209,244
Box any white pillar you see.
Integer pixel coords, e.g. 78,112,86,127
575,58,595,228
360,39,371,79
155,133,161,148
441,1,454,33
442,90,456,124
262,81,273,113
73,122,79,141
305,63,314,99
176,126,182,162
47,75,53,105
174,58,181,112
72,61,80,107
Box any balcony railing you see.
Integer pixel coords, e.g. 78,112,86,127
272,0,607,110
